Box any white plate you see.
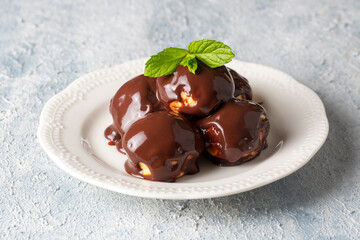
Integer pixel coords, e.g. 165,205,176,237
38,58,329,200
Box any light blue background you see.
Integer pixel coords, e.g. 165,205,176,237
1,0,359,239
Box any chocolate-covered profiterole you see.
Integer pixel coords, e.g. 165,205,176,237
197,99,269,166
123,111,204,182
105,74,164,151
228,68,252,100
156,62,234,117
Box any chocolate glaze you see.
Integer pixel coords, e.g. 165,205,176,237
109,74,164,136
156,62,234,117
196,99,270,166
104,124,126,154
123,111,204,182
104,124,121,145
228,68,252,100
105,64,270,181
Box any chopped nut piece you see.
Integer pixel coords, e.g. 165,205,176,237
139,162,151,176
169,101,182,113
236,95,246,100
259,129,264,141
176,171,185,178
169,161,178,166
250,151,257,156
180,91,197,107
207,145,219,157
169,91,196,113
260,114,266,120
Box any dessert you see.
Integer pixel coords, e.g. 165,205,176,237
123,111,204,182
157,62,234,116
105,74,164,153
196,99,269,166
105,39,270,182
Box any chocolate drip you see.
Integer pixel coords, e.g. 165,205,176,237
104,124,121,146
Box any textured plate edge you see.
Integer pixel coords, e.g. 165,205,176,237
37,58,329,200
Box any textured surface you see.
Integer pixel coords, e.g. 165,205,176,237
0,0,359,239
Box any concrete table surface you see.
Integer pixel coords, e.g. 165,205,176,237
1,0,359,239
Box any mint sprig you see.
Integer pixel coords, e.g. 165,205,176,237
144,48,188,78
179,54,197,74
188,40,235,68
144,39,235,77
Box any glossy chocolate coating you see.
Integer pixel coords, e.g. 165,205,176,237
123,111,204,182
104,124,126,154
196,99,269,166
104,124,121,145
156,62,234,117
228,68,252,100
109,74,164,136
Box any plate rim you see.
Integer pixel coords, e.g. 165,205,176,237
37,58,329,200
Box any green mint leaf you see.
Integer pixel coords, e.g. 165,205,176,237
144,47,188,77
144,40,235,77
179,54,198,74
188,39,235,68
